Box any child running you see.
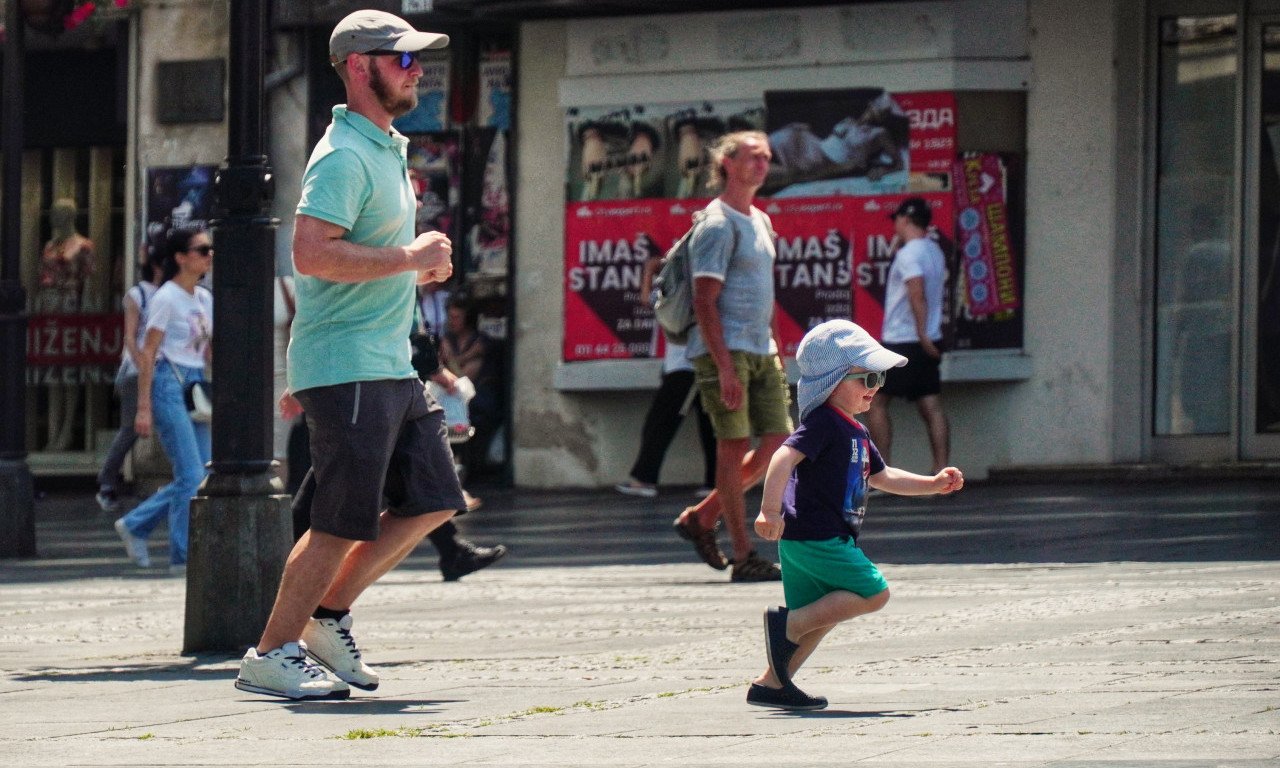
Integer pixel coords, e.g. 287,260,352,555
750,319,964,710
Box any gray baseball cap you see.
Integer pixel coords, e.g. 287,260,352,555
329,9,449,64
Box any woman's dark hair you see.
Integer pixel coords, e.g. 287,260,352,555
160,228,201,282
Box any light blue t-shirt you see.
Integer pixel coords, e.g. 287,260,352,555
288,106,419,393
685,198,777,359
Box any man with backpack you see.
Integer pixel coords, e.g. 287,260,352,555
671,130,790,582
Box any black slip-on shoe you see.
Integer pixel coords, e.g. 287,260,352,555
764,606,799,687
746,682,828,711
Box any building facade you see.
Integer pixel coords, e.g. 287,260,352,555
9,0,1277,485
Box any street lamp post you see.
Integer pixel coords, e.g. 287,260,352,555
0,0,37,558
182,0,292,653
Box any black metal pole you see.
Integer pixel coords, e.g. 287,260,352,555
184,0,291,653
207,0,277,481
0,0,37,557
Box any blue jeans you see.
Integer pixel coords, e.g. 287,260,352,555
120,363,210,566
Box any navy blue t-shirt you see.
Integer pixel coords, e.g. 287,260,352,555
780,404,885,541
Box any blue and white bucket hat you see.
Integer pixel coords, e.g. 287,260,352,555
796,320,907,420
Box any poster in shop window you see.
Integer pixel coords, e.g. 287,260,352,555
560,90,1028,362
145,165,218,266
564,100,765,203
407,133,461,245
764,193,954,357
762,88,914,198
477,51,512,131
563,200,672,361
947,152,1024,350
393,54,451,134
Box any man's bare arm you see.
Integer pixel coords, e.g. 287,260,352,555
293,214,452,284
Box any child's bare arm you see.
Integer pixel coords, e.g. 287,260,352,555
755,445,805,540
869,465,964,496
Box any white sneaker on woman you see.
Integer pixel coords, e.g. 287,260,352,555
113,518,150,568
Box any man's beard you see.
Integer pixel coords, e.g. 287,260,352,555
369,63,417,118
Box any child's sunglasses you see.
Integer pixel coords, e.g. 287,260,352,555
365,50,418,69
842,370,888,388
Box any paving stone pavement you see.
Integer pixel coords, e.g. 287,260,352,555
1,480,1278,766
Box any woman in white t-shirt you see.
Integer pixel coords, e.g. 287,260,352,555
113,228,213,575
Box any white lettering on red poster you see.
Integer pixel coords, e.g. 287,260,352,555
763,198,853,356
27,314,124,367
896,91,957,175
563,201,670,361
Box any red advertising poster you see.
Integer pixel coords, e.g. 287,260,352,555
763,198,855,356
27,313,124,367
849,193,954,342
563,200,675,361
952,153,1020,316
895,91,958,177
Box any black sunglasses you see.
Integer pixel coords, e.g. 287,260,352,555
365,50,417,70
842,370,888,388
189,244,213,256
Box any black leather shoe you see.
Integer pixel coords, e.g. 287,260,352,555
440,540,507,582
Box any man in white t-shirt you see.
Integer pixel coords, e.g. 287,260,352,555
865,197,950,474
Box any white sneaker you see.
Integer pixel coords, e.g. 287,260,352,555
95,490,120,514
301,614,379,690
235,641,350,700
113,518,150,568
614,480,658,498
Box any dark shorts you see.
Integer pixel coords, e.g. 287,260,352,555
292,378,465,541
880,342,942,402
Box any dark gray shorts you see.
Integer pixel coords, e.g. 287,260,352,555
293,378,464,541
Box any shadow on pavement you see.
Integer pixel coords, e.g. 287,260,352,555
4,480,1277,585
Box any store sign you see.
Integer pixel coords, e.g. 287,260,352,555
27,313,124,367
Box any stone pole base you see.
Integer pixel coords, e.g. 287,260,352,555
182,492,292,654
0,459,35,558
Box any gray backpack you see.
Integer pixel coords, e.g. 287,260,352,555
651,210,736,345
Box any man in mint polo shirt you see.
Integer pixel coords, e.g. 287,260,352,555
235,9,463,701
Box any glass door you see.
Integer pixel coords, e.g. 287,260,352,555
1150,12,1239,461
1244,15,1280,457
1149,3,1280,461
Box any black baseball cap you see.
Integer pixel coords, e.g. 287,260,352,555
888,197,932,227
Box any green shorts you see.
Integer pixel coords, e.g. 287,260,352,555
778,537,889,609
691,351,793,441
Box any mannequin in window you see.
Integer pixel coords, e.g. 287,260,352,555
35,198,96,451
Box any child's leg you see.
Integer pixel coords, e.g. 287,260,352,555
754,589,889,688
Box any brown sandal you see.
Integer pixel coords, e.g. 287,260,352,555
673,508,728,570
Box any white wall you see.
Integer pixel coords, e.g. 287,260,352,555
133,1,228,184
1008,0,1119,465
